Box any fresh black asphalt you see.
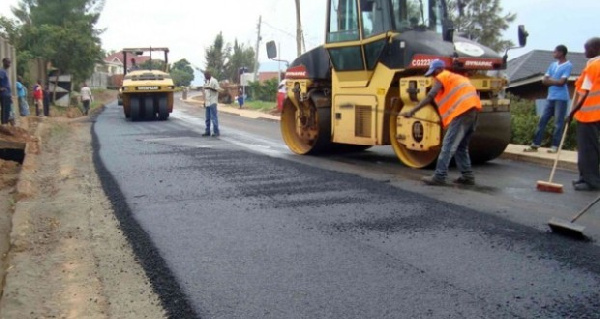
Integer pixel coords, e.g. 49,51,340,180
92,102,600,319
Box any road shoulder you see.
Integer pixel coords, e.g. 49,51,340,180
0,115,166,318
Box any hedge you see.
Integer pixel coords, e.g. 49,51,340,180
509,95,577,150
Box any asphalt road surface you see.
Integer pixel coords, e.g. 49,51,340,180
92,96,600,318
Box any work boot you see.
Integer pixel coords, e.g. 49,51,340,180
574,182,597,191
421,175,446,186
523,145,539,152
202,132,210,137
453,176,475,185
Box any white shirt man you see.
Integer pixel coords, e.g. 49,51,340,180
202,71,223,137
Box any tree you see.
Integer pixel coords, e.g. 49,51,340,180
139,59,165,71
223,40,255,84
204,32,229,81
170,58,194,87
447,0,516,52
0,0,105,84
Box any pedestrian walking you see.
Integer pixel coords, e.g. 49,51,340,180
33,80,44,116
80,82,93,115
0,58,13,125
202,71,223,137
524,45,573,153
401,59,482,186
569,37,600,191
16,76,30,116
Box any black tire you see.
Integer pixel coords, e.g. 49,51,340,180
158,95,169,120
144,96,155,120
130,96,140,121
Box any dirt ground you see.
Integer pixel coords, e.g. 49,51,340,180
0,93,166,318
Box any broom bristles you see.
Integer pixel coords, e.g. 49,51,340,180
537,180,564,193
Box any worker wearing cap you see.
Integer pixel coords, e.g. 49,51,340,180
569,37,600,191
401,59,482,185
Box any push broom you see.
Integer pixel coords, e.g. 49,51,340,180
536,95,577,193
536,121,570,193
548,193,600,238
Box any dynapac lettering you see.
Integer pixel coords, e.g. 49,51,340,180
464,60,494,67
137,86,159,90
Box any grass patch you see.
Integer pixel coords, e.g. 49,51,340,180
243,100,276,113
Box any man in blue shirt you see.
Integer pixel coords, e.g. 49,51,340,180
524,45,573,153
0,58,12,125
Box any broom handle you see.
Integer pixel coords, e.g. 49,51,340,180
547,122,569,183
547,94,577,183
571,194,600,222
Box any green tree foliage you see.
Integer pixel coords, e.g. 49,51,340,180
139,59,165,71
170,58,194,87
204,32,228,80
224,40,255,84
204,34,255,83
447,0,516,52
0,0,105,83
247,78,278,102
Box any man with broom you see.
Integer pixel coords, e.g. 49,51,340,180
570,37,600,191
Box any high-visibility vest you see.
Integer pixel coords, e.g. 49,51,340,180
434,70,482,128
574,58,600,123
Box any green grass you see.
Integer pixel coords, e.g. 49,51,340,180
243,100,276,113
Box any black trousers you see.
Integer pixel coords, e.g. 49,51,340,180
0,95,11,124
576,121,600,188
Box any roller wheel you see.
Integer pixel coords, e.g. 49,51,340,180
389,102,440,168
144,96,155,120
158,95,169,120
280,98,332,154
130,96,140,121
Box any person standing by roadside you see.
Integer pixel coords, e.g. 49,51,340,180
202,70,223,137
0,58,13,125
16,76,30,116
401,59,482,186
80,82,92,115
569,37,600,191
524,45,573,153
43,83,50,116
33,80,44,116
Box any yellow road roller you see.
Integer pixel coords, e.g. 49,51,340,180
268,0,528,168
119,47,175,121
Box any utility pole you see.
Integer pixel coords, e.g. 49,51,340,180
295,0,302,57
253,15,262,82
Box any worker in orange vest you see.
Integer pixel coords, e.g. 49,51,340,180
569,37,600,191
401,59,482,186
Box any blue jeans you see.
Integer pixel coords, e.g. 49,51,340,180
434,109,478,180
205,103,219,135
18,96,30,116
532,99,568,147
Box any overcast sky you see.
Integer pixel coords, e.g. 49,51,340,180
1,0,599,74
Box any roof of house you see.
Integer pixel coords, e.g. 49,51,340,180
506,50,588,87
103,52,151,65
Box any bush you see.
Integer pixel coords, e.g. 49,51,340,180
247,78,278,102
510,95,577,150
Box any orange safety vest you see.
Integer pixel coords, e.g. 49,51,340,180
574,58,600,123
434,70,482,128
